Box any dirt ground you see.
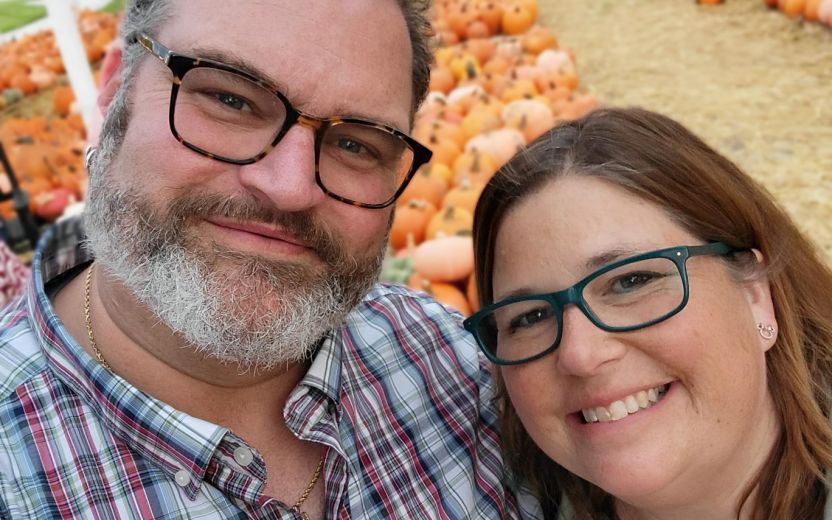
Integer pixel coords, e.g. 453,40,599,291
538,0,832,260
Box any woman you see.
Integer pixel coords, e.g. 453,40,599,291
465,107,832,519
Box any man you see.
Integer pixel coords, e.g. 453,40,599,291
0,0,540,518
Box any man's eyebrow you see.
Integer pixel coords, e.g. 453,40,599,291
190,46,285,90
185,47,408,132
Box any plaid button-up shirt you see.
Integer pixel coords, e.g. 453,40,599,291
0,222,541,519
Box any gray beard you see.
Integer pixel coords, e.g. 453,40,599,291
83,151,383,372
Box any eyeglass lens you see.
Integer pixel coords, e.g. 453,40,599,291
173,67,415,206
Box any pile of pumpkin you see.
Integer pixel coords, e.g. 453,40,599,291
0,9,119,223
380,0,597,315
763,0,832,25
0,9,119,109
0,115,87,222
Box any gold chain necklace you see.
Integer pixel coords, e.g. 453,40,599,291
86,263,325,516
290,454,326,520
84,264,111,370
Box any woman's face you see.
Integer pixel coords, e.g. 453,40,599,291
492,176,780,511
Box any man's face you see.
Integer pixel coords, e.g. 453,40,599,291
85,0,414,369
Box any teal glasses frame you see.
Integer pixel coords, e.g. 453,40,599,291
463,242,742,366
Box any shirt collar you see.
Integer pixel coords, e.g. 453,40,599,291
27,221,227,498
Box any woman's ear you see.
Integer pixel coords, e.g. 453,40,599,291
741,249,778,352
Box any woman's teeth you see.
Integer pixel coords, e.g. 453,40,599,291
581,384,669,423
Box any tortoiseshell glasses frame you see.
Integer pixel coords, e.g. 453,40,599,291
135,33,433,209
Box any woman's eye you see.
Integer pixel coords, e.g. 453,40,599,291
509,307,552,331
611,271,660,293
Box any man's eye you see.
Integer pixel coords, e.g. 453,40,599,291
214,92,250,111
337,138,369,156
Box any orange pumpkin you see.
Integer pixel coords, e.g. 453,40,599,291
390,199,438,250
53,86,76,117
420,280,472,315
502,5,535,35
429,66,456,94
452,149,498,184
413,235,474,282
804,0,822,19
442,178,486,215
476,2,504,34
522,26,558,55
780,0,806,14
465,19,491,40
398,166,449,207
426,205,474,239
427,134,462,167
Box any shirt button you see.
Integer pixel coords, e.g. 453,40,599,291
233,446,254,467
174,469,191,487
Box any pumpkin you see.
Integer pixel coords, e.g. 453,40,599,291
522,26,558,55
502,5,535,35
442,178,486,215
390,199,438,250
426,205,474,239
476,2,504,34
499,78,539,103
398,166,449,207
452,149,498,184
804,0,822,19
429,66,456,94
462,38,497,65
780,0,807,15
427,134,462,167
536,49,575,75
53,86,76,117
413,235,475,282
465,128,526,167
502,98,555,142
460,106,503,141
465,19,491,40
449,53,481,82
817,0,832,20
419,279,472,315
447,83,487,113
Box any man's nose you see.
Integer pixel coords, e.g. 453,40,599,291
235,122,327,212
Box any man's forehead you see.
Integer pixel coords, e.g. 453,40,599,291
159,0,413,128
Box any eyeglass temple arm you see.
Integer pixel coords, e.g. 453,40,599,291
137,34,171,65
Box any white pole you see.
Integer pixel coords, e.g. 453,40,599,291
43,0,99,135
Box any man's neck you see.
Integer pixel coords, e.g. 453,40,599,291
51,264,307,431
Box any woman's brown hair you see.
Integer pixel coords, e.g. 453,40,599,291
473,107,832,519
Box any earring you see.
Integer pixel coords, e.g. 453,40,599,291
757,323,775,340
84,145,96,171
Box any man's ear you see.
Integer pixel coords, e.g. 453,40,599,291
97,44,123,116
741,249,778,352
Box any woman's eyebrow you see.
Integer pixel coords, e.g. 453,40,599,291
583,246,645,271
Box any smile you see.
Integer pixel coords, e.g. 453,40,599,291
580,383,670,423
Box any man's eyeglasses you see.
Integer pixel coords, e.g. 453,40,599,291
136,34,432,209
463,242,742,366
